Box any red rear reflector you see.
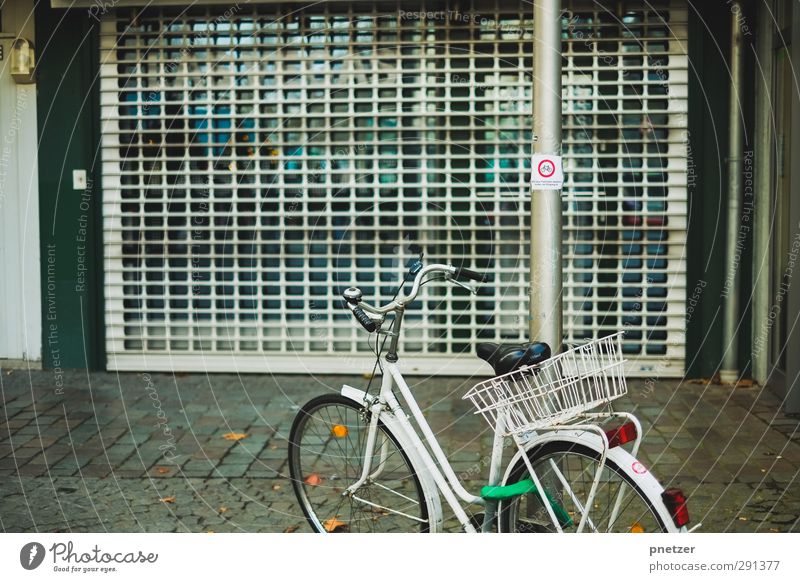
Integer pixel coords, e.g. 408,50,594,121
605,421,637,448
661,488,690,527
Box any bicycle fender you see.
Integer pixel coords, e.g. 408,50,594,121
340,385,444,532
501,430,682,533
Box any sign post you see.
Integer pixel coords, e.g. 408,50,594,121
529,0,564,352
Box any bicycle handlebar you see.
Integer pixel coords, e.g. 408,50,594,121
348,304,377,332
359,263,454,316
454,265,490,283
343,263,490,332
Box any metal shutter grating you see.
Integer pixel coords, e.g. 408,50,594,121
100,0,688,375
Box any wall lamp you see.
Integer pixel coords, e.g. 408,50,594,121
10,39,36,84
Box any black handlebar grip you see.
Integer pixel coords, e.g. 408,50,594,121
351,305,377,332
454,266,490,283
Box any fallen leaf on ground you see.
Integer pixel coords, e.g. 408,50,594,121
269,444,278,450
218,506,228,513
304,474,322,486
155,467,171,474
222,433,248,441
322,517,347,532
283,525,300,533
271,484,281,491
159,496,176,503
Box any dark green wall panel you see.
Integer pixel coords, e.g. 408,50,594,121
686,0,755,378
36,5,104,369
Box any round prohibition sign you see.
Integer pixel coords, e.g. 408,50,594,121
537,158,556,178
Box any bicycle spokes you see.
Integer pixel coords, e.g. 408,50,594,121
508,447,663,533
290,397,430,533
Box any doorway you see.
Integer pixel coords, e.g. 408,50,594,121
768,3,800,412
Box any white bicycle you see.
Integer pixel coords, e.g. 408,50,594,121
288,258,691,533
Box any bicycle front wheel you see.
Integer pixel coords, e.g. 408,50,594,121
498,441,669,533
288,394,430,533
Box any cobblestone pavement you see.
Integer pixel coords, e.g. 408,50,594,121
0,367,798,533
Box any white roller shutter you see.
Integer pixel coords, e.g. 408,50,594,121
100,0,689,375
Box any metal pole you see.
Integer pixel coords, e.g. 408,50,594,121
752,0,774,384
529,0,563,351
720,2,744,384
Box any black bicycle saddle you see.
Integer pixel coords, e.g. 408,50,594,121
475,341,552,376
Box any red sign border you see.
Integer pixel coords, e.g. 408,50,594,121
537,158,557,179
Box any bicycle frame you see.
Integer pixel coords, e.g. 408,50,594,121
338,360,669,533
342,360,495,533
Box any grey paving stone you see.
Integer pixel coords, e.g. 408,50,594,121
211,464,250,478
1,371,799,532
181,459,214,473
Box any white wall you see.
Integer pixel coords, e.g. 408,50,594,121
0,0,41,361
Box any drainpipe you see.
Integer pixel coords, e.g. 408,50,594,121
720,2,745,384
752,0,774,384
529,0,563,351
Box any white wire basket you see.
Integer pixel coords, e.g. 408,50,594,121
463,332,628,436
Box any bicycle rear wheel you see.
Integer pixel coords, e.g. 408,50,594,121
498,441,668,533
288,394,430,533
